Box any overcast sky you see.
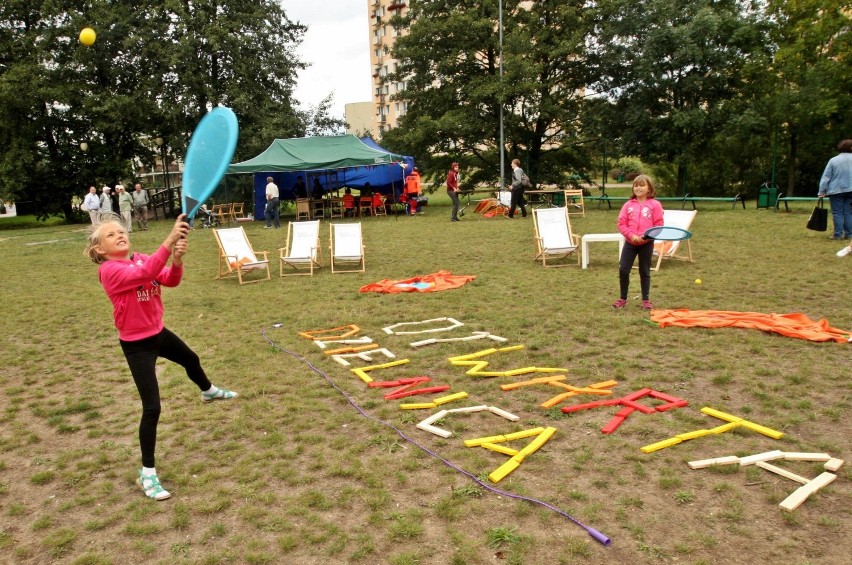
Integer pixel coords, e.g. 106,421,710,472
282,0,372,121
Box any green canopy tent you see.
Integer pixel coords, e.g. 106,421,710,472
227,134,408,218
228,134,404,173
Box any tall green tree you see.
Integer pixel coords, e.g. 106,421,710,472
382,0,592,188
757,0,851,195
0,0,335,220
592,0,767,195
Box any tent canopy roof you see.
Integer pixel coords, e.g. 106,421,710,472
228,134,404,174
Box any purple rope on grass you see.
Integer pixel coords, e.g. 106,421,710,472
262,328,611,546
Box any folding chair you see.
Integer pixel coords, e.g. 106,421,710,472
651,209,696,271
373,195,387,217
329,222,365,274
295,198,312,221
358,196,373,217
212,227,271,285
279,220,322,276
532,206,581,267
563,189,585,217
230,202,244,220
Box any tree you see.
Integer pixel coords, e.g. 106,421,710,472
591,0,768,195
756,0,851,195
0,0,333,220
382,0,593,189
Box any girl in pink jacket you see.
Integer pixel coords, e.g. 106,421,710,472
614,175,664,310
85,214,237,501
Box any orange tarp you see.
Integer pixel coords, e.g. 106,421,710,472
650,309,851,343
359,270,476,294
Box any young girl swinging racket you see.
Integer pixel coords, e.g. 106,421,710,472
86,213,238,500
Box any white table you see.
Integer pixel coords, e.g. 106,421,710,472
581,233,625,269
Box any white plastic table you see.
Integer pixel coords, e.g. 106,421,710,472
581,233,625,269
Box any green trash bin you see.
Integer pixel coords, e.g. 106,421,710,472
767,186,778,208
616,173,626,182
552,192,565,206
757,185,779,209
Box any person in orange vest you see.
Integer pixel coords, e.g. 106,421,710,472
405,167,422,215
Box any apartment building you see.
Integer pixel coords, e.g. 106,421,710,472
368,0,409,137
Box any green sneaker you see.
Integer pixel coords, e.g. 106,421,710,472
137,470,171,501
201,388,238,402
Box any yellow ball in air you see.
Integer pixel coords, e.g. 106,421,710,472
79,27,96,46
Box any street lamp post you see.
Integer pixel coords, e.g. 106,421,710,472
498,0,505,192
155,137,174,218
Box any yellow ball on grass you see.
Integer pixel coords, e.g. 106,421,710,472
694,279,702,285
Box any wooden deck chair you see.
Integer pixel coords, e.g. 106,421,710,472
230,202,244,220
212,227,271,285
652,209,696,271
532,206,580,267
329,222,365,274
279,220,322,276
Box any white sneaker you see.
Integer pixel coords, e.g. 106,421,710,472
836,246,851,257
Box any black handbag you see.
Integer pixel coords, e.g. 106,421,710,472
806,198,827,232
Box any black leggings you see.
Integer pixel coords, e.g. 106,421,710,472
120,328,211,468
618,241,654,301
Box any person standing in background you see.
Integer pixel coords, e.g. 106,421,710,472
132,183,149,231
405,167,422,215
508,159,528,219
83,186,100,225
818,139,852,240
264,176,280,229
446,162,461,222
100,186,114,218
117,185,133,232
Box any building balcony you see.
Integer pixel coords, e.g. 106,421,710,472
388,2,407,11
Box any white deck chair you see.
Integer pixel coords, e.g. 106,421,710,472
532,206,580,267
212,227,270,285
279,220,322,276
329,222,365,274
652,209,697,271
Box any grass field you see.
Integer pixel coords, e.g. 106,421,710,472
0,197,849,564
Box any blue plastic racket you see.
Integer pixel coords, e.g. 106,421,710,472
181,107,239,219
643,226,692,241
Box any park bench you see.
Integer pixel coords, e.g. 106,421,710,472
774,192,822,212
587,193,744,210
682,194,745,210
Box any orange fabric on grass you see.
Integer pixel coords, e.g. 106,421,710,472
359,270,476,294
650,309,851,343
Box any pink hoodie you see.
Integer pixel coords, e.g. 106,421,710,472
98,245,183,341
617,198,664,244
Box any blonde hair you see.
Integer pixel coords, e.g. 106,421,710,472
631,174,656,199
84,213,125,264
